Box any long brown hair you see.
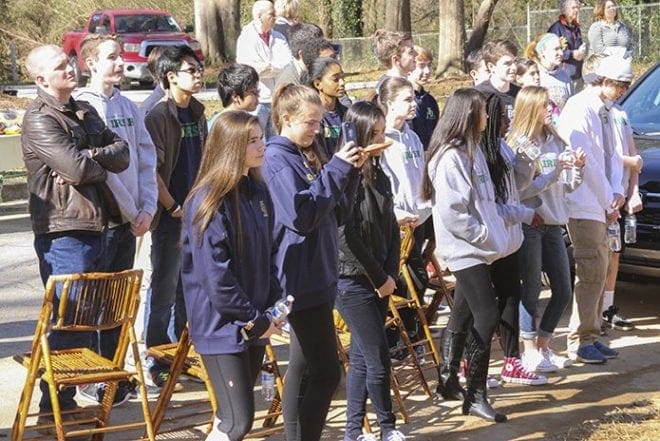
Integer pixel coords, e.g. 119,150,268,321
422,88,486,201
272,82,328,170
186,111,263,244
506,86,567,148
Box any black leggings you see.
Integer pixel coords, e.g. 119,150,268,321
201,345,265,441
447,264,499,349
490,251,522,358
283,301,342,441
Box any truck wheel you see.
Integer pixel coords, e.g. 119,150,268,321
69,55,87,87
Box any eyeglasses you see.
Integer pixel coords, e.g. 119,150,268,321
178,66,204,76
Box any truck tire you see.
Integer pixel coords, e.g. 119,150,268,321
69,55,87,87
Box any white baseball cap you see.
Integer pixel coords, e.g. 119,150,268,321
595,55,634,82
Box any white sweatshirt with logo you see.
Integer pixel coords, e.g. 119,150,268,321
76,87,158,223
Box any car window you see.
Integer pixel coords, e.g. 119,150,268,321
118,14,181,33
621,65,660,136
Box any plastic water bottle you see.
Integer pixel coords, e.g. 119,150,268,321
266,295,295,323
261,365,275,401
559,147,576,186
514,135,540,161
607,221,622,252
624,214,637,244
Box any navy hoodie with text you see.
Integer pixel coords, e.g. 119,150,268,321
180,177,282,355
262,135,360,312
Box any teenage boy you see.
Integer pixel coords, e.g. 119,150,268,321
22,44,129,431
75,34,158,405
140,46,167,117
467,49,490,86
582,55,641,333
476,39,520,122
558,54,629,365
208,63,260,129
408,45,439,151
144,45,208,387
373,29,418,90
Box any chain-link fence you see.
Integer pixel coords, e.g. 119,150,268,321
334,2,660,73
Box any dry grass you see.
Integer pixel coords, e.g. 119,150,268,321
553,399,660,441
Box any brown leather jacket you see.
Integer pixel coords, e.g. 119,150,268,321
21,89,130,235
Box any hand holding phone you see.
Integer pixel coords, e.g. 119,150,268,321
341,121,357,148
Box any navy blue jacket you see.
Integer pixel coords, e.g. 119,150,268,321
548,16,584,80
180,177,282,355
411,87,439,151
263,135,360,311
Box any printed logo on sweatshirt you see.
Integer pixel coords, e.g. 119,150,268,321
181,122,200,139
475,173,487,184
426,107,436,120
259,200,269,217
108,117,135,129
402,149,422,160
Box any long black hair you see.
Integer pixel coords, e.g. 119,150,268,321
481,94,510,203
422,88,486,201
344,101,386,185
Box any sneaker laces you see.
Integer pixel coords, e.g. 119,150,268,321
507,358,541,379
384,430,407,441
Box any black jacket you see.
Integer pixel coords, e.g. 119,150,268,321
338,157,400,288
22,89,129,235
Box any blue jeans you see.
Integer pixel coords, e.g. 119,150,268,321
336,276,395,439
519,224,573,340
33,231,104,411
145,214,185,372
98,223,136,359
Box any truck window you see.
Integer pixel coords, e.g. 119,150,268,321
88,14,102,33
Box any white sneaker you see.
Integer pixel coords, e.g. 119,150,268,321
383,430,406,441
356,434,378,441
522,350,558,373
542,348,572,368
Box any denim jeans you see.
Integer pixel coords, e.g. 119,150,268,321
519,224,573,340
145,213,186,372
336,276,395,439
254,103,274,141
98,223,136,359
33,231,104,411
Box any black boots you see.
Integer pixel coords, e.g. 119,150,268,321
461,329,507,423
435,329,466,401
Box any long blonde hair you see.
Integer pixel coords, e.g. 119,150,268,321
506,86,566,147
186,111,262,243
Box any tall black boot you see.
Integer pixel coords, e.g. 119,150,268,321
462,329,507,423
435,329,466,401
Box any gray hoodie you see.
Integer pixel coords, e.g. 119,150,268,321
75,87,158,224
428,145,508,272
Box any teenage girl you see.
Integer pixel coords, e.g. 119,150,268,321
511,86,586,373
526,33,573,112
181,111,281,441
515,58,541,87
336,101,406,441
422,88,508,423
262,83,365,441
307,57,348,158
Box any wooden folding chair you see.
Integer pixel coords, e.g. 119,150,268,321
386,226,440,414
147,324,285,438
12,270,154,441
425,252,456,323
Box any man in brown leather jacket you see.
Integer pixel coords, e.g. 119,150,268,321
21,44,129,424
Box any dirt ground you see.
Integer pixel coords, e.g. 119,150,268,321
1,277,658,441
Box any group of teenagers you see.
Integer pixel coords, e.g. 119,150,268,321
19,1,643,441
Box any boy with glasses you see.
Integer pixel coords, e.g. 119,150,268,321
144,45,208,388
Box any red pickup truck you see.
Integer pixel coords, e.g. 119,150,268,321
63,9,204,86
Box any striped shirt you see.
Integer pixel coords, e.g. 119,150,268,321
587,20,633,56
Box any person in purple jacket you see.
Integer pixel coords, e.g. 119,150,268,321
181,111,282,441
262,83,365,441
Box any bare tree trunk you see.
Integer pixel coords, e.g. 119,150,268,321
385,0,411,32
465,0,500,55
436,0,466,77
195,0,240,64
319,0,334,38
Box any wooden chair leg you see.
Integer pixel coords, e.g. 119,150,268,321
12,355,40,441
150,328,191,434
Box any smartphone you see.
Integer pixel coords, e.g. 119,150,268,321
341,121,357,148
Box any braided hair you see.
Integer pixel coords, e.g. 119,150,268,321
481,94,510,204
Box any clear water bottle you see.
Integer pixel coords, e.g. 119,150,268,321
607,220,622,252
266,295,295,323
261,364,275,401
624,214,637,244
514,135,541,161
558,147,576,185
